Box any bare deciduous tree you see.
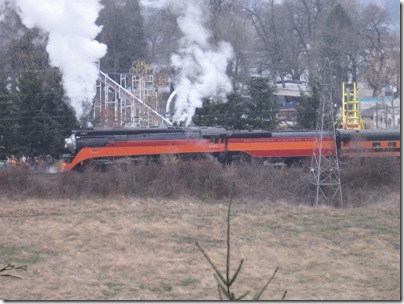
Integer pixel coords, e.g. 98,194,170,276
144,8,181,66
358,4,397,97
209,0,253,91
245,0,333,85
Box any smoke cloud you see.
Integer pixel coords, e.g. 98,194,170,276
14,0,107,120
0,1,5,22
161,0,234,126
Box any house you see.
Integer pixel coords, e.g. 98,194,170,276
361,98,400,129
274,80,307,128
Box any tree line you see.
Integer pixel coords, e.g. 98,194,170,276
0,0,399,159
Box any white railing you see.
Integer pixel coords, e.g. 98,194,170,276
96,70,172,127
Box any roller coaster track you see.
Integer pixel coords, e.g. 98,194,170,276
95,71,172,127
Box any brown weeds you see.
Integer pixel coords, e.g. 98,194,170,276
0,157,399,207
0,194,399,300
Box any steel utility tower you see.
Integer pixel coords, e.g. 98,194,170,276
310,60,343,207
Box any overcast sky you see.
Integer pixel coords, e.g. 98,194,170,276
360,0,400,24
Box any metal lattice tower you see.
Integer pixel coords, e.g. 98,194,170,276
310,60,343,207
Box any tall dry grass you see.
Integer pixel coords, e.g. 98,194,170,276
0,157,400,207
0,157,400,300
0,193,400,300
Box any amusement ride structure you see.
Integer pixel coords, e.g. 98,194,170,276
93,63,172,128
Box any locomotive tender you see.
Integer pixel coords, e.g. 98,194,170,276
62,126,400,171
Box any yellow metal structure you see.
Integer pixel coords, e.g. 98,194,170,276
341,82,364,129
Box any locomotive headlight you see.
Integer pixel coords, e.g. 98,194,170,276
64,134,76,153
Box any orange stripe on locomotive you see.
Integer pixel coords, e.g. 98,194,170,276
337,129,400,158
63,138,224,171
227,136,335,158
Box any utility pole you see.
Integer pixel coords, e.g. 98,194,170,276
310,59,343,207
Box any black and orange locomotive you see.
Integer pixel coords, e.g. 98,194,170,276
62,127,400,171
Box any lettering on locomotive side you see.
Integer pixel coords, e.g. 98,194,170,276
236,137,319,143
208,144,219,149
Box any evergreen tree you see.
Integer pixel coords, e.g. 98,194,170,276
296,76,321,129
0,9,78,159
0,75,12,159
193,93,250,129
42,69,79,156
194,77,278,130
244,77,278,130
321,3,356,104
10,69,44,156
97,0,148,73
9,68,78,158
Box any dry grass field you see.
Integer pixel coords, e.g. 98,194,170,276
0,158,401,300
0,193,400,300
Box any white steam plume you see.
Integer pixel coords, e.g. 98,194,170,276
161,0,234,126
0,1,5,22
14,0,107,120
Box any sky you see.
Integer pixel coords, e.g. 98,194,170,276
359,0,400,24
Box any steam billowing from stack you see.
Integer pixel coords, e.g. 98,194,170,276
3,0,234,126
160,0,234,126
12,0,107,120
0,1,6,21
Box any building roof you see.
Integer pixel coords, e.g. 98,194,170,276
359,96,394,103
361,103,401,118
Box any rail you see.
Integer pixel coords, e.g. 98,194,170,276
98,70,173,126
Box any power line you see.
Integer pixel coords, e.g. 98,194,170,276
0,115,75,122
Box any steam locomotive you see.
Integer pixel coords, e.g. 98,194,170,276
62,127,400,171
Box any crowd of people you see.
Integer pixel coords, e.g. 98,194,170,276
0,154,63,172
